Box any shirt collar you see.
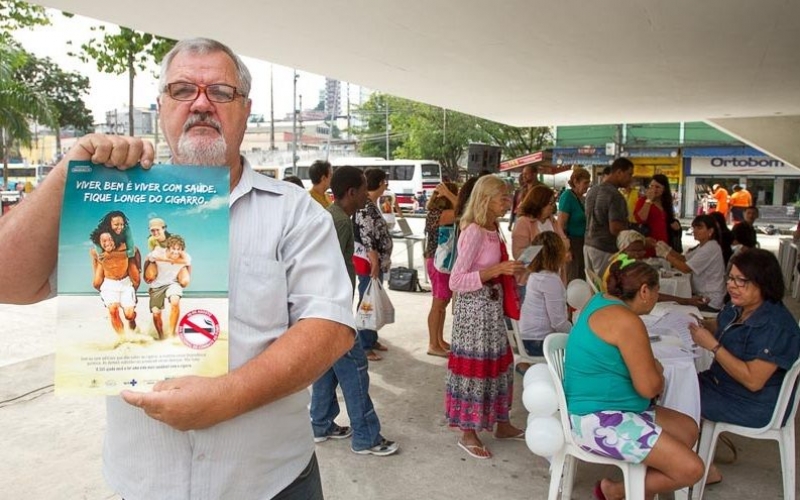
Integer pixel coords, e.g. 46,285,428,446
230,156,287,205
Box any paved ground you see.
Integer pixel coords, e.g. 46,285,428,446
1,218,798,499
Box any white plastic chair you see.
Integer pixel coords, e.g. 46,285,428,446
508,318,545,370
691,357,800,500
543,333,648,500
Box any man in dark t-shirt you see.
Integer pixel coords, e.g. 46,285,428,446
584,158,634,274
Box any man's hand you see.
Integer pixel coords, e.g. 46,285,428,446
121,375,234,431
67,133,155,170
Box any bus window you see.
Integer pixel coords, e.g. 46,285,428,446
422,163,441,180
392,164,414,181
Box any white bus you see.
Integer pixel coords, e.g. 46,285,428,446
282,158,442,210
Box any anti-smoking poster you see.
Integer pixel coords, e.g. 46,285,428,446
56,161,229,395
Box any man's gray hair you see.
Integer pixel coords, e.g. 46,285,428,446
159,37,252,98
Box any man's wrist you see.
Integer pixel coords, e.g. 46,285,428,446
710,343,722,356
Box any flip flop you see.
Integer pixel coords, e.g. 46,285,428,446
366,350,382,361
374,342,389,351
426,350,449,358
457,440,492,459
494,430,526,441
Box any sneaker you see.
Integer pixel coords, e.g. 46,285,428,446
313,424,353,443
351,438,399,456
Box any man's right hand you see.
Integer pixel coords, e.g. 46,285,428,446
64,133,155,170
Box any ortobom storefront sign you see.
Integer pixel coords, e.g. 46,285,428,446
689,156,799,176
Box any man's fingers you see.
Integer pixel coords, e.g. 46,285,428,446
70,134,155,170
121,389,145,407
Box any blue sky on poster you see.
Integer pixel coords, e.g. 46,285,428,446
11,8,366,125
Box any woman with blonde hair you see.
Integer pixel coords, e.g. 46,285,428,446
424,182,459,357
446,175,525,459
558,167,591,282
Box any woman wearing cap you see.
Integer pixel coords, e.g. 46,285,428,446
604,230,710,307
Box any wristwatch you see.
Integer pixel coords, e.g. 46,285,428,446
710,344,722,356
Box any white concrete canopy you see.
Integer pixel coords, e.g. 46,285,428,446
30,0,800,166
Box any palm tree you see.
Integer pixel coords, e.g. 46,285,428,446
0,41,56,188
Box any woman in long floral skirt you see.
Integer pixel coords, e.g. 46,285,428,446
446,175,526,459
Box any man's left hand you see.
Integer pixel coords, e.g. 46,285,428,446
121,376,234,431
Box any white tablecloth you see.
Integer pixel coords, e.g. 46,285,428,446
651,341,701,424
641,302,712,423
659,272,692,299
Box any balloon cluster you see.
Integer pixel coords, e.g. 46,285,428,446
522,364,565,457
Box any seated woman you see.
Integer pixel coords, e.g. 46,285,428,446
603,230,708,307
565,260,704,500
689,248,800,486
656,215,726,312
518,232,572,366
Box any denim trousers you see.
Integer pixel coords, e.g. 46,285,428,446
356,273,383,350
310,336,383,451
522,339,545,357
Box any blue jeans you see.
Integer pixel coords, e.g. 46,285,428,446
310,337,384,451
523,339,544,357
356,273,383,350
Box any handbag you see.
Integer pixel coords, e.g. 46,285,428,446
388,266,423,292
433,224,457,273
355,279,395,330
497,236,521,320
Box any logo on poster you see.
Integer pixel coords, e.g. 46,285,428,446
178,309,221,350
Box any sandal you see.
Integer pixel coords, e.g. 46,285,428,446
366,350,382,361
374,341,389,351
457,439,492,459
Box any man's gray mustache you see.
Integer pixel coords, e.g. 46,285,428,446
183,115,222,133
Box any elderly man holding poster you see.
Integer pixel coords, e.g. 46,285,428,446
0,38,355,500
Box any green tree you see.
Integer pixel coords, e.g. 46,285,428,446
71,25,175,136
0,41,56,186
16,51,94,157
0,0,49,43
354,93,553,181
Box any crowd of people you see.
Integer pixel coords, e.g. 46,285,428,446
0,35,798,500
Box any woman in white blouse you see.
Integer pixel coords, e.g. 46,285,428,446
518,231,572,369
656,214,726,311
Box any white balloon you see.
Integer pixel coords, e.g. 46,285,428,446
566,279,593,310
522,380,558,416
525,416,565,456
522,363,552,388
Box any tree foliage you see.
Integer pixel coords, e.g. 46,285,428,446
353,93,552,181
0,40,56,185
71,26,175,136
0,0,49,42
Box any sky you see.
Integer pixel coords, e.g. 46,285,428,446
11,8,366,125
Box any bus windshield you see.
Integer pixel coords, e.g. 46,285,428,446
421,163,441,179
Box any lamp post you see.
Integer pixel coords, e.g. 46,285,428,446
292,70,298,169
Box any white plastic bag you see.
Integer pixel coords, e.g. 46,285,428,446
356,278,395,330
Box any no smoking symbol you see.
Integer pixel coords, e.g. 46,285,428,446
178,309,220,350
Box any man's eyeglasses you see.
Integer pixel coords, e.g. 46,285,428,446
165,82,246,103
726,274,751,287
